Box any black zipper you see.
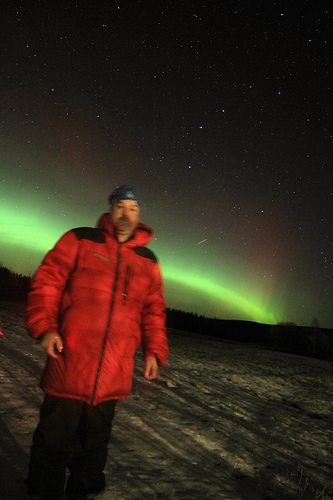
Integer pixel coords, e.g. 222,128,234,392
91,245,121,406
122,265,131,303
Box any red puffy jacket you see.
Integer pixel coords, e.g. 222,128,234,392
26,213,168,405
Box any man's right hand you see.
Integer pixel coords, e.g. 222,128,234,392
41,332,64,359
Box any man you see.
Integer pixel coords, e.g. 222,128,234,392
25,185,168,500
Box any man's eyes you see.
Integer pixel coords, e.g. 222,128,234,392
116,205,137,212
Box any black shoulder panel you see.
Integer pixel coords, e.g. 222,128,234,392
72,227,106,244
132,246,158,263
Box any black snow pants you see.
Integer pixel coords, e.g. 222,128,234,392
25,395,117,500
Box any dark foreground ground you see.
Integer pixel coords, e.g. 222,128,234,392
0,301,333,499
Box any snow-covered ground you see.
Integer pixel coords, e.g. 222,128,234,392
0,300,332,499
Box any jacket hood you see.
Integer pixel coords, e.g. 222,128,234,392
96,212,154,247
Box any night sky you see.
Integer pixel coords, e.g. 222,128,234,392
1,2,332,328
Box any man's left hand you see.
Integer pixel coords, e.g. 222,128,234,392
143,355,158,380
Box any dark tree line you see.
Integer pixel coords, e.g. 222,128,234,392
0,266,32,301
166,308,269,342
166,308,333,360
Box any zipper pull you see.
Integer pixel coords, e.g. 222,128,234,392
122,266,131,302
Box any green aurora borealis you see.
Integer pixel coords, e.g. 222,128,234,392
1,148,331,328
0,181,304,327
1,197,279,325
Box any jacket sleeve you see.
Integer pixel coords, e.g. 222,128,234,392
26,230,79,339
141,261,169,365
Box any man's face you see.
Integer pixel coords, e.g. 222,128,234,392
110,199,140,241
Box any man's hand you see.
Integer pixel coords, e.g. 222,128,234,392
143,355,158,380
41,332,63,359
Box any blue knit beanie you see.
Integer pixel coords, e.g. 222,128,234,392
108,185,139,205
